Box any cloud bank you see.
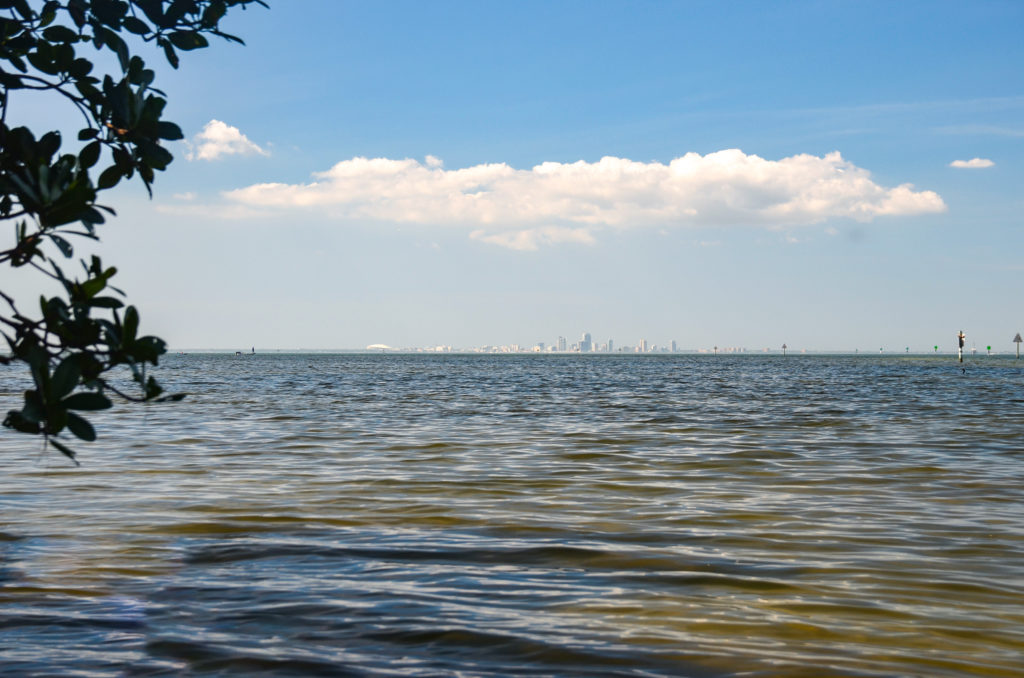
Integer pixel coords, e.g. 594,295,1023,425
187,120,268,161
949,157,994,169
223,150,945,250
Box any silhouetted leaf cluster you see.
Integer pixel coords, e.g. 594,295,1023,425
1,0,264,462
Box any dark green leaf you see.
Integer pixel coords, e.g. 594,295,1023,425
22,389,45,423
124,305,139,341
79,140,101,169
89,296,123,309
51,357,81,399
42,25,78,43
169,30,208,51
97,165,122,189
122,17,150,35
98,26,130,71
27,48,59,76
66,411,96,441
201,1,227,28
11,0,32,21
160,38,180,68
44,407,68,435
70,57,93,78
156,121,183,140
39,131,62,159
48,437,80,464
62,391,113,411
49,234,73,258
3,409,41,434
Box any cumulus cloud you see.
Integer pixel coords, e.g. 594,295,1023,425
949,157,994,169
187,120,268,161
221,150,946,249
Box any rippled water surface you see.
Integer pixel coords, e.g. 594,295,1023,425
2,353,1023,677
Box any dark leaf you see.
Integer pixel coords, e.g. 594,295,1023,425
97,165,123,189
201,1,227,27
62,391,113,411
160,39,180,68
42,25,78,43
51,357,81,399
89,296,123,309
124,305,139,342
122,17,150,35
66,411,96,441
79,140,101,169
169,30,208,51
49,234,74,258
48,437,80,464
3,409,41,434
156,121,183,140
44,407,68,435
39,131,62,159
22,389,45,423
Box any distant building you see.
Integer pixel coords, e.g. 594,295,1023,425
581,332,592,353
639,338,649,353
608,339,614,353
557,336,567,352
671,340,678,352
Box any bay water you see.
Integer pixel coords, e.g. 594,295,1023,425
1,353,1022,676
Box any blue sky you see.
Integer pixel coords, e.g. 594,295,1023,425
44,1,1024,351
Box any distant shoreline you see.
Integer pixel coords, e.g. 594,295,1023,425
168,349,1018,358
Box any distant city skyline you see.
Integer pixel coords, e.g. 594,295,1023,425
195,329,1020,356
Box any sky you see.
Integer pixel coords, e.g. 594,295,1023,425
12,1,1024,352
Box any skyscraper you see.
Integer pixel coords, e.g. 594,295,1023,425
581,332,592,353
557,336,567,352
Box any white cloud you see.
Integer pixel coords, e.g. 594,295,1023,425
469,227,595,251
949,157,994,169
172,191,196,201
187,120,268,161
221,150,946,249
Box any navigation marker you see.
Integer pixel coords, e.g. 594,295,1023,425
782,343,787,356
1015,333,1022,359
957,330,966,363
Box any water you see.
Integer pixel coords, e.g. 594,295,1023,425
1,353,1022,677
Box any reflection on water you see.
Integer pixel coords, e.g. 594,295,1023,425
1,354,1023,676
